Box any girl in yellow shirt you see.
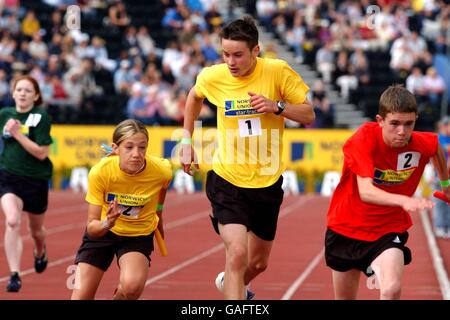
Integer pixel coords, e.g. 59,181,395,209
71,119,172,300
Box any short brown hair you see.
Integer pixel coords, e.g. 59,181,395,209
219,16,258,50
113,119,149,146
378,85,418,118
12,75,43,106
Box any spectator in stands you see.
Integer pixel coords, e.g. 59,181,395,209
390,40,414,81
114,59,132,94
121,26,138,52
136,26,156,56
423,67,446,108
126,82,148,122
0,69,10,107
21,10,40,38
28,32,49,69
0,32,17,70
1,12,20,36
315,41,335,83
335,50,357,99
107,0,131,29
47,33,63,56
180,16,314,300
175,61,196,92
177,19,197,45
48,9,66,36
14,40,32,67
204,2,223,32
406,67,426,104
73,32,90,60
161,2,188,31
62,69,83,108
309,80,334,128
0,75,53,292
88,36,116,71
285,13,305,64
71,119,172,300
350,48,370,87
200,33,220,63
256,0,276,32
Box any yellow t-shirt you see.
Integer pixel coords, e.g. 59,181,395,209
86,155,172,236
195,57,309,188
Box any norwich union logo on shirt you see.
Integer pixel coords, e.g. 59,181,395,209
224,99,259,116
373,168,416,185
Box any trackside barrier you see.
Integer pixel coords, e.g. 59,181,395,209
282,170,299,196
69,167,88,193
320,171,341,196
173,169,195,194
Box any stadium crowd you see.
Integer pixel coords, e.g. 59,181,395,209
0,0,448,130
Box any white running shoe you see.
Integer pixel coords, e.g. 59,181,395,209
214,271,255,300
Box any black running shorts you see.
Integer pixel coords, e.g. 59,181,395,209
325,228,412,276
74,230,154,272
0,169,49,214
205,170,284,241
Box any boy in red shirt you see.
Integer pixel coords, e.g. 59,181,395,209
325,85,450,299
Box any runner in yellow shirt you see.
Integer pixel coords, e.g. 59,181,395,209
180,16,314,299
71,119,172,300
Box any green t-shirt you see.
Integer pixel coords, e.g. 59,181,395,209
0,106,53,180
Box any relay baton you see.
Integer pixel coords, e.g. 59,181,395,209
155,229,168,256
433,190,450,204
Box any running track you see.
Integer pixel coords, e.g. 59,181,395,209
0,190,449,300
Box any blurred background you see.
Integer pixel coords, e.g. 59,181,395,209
0,0,449,191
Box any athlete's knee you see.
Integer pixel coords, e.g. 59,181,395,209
30,226,46,240
6,216,21,230
380,280,402,300
227,244,247,271
120,281,144,300
248,259,268,275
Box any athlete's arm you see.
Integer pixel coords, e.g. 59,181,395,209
180,87,202,176
276,98,315,124
183,87,204,135
86,198,120,237
357,175,434,214
248,92,315,124
431,143,450,199
6,119,49,160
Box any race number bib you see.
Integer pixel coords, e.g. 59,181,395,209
397,152,420,170
120,205,143,219
238,118,262,138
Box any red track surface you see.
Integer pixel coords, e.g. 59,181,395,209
0,190,448,300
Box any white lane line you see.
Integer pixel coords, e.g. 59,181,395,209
0,222,86,249
143,195,317,289
0,206,217,282
281,249,324,300
165,210,210,229
0,195,316,291
420,210,450,300
0,255,76,283
145,244,224,287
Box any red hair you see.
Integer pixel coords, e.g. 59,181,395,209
12,75,43,106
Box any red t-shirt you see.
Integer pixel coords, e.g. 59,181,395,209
327,122,438,241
